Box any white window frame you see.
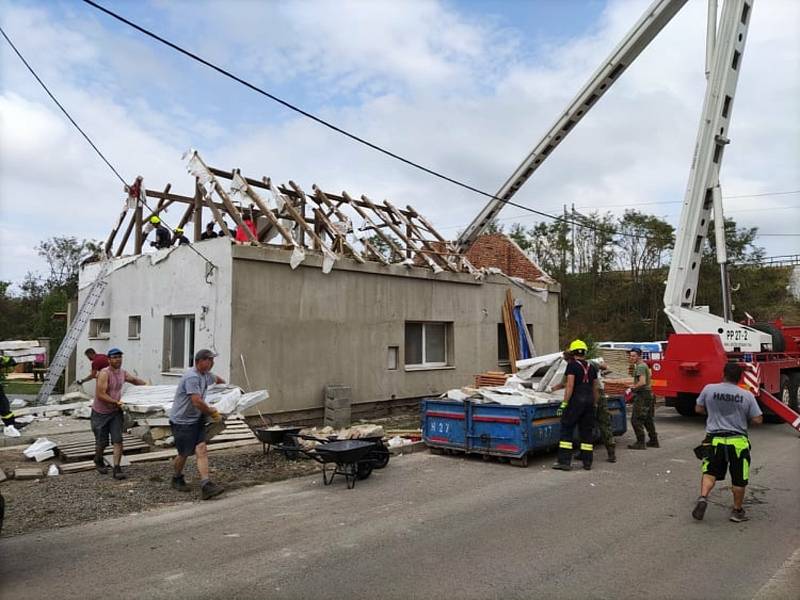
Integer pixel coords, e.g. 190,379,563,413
164,314,195,373
88,318,111,340
404,322,450,369
128,315,141,340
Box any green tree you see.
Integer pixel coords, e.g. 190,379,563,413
36,236,102,298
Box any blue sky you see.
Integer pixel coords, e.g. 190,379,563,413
1,0,798,290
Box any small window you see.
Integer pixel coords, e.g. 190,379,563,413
387,346,399,370
128,316,141,339
498,323,534,362
88,318,110,339
164,315,195,372
405,322,451,368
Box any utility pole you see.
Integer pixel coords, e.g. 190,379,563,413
571,203,576,274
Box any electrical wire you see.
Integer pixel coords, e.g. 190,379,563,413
79,0,641,241
0,25,217,272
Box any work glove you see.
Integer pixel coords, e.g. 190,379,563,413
556,401,567,417
209,410,222,423
624,388,634,403
544,385,554,393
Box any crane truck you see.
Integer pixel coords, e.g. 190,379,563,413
456,0,800,431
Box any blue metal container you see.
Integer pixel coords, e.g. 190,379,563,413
421,396,627,464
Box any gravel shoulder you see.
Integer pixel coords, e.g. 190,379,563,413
0,445,318,537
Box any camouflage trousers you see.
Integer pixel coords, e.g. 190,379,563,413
631,389,657,441
595,395,615,450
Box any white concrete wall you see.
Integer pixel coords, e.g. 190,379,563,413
76,239,233,391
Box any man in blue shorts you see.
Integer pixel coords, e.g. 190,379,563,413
692,362,763,522
169,348,226,500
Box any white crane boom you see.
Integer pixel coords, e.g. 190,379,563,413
663,0,770,352
455,0,688,253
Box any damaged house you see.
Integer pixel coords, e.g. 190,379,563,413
76,151,559,418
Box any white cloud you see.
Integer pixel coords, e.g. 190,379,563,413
0,0,797,288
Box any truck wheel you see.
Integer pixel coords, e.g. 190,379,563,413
789,373,800,412
675,396,697,417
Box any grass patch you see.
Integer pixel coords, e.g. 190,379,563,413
3,380,43,396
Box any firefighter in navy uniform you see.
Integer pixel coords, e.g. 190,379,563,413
552,339,600,471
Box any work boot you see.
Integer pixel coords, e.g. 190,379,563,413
692,496,708,521
171,475,190,492
606,447,617,463
582,462,592,471
647,437,660,448
551,463,572,472
201,480,225,500
729,508,749,523
628,439,647,450
112,466,127,480
94,457,108,475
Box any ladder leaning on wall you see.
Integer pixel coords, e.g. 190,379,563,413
35,260,112,405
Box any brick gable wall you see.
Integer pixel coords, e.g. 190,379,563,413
466,233,550,284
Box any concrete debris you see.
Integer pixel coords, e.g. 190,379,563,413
296,424,385,450
10,398,27,409
387,436,413,448
47,464,59,477
24,438,57,459
0,467,6,482
34,450,55,462
14,467,43,480
3,425,21,437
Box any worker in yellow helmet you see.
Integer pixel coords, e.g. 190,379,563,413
147,215,171,249
172,227,190,246
552,339,600,471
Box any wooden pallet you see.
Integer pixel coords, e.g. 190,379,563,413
208,418,257,444
475,371,509,388
57,432,151,462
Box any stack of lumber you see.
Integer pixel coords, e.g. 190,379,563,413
603,378,634,396
598,349,632,377
475,371,509,388
501,289,520,373
56,431,150,462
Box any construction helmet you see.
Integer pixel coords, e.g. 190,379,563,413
568,339,588,353
149,215,161,224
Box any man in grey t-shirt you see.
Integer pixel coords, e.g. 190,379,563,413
691,363,763,523
169,349,226,500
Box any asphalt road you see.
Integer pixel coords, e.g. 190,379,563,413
2,409,798,600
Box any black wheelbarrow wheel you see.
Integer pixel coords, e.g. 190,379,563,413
356,461,374,480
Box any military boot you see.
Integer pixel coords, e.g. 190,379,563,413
628,438,647,450
606,446,617,462
647,436,660,448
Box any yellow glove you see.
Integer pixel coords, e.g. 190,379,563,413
209,410,222,423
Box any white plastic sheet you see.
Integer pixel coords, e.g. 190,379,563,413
290,246,305,269
24,438,57,458
121,384,269,418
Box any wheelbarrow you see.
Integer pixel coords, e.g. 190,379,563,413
253,426,303,455
280,435,381,489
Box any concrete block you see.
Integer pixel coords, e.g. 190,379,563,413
325,396,351,410
14,467,44,480
34,450,56,462
324,385,351,401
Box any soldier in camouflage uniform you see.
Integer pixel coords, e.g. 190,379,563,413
627,347,659,449
593,359,617,462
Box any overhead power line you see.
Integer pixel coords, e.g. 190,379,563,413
0,25,216,269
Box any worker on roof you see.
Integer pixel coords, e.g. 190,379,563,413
92,347,147,479
147,215,171,249
200,222,218,240
172,227,190,246
627,348,659,450
1,355,24,429
552,339,599,471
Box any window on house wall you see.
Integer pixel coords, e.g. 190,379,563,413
498,323,534,363
164,315,195,372
88,318,110,339
128,316,141,339
405,322,450,368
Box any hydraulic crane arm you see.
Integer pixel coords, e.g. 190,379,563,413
456,0,689,253
663,0,770,352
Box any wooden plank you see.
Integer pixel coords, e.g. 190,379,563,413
193,179,203,242
384,199,456,272
265,178,332,255
232,170,295,245
134,202,143,254
341,191,405,261
200,185,233,237
118,184,172,256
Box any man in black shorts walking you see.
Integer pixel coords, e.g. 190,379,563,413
692,362,763,522
169,349,226,500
